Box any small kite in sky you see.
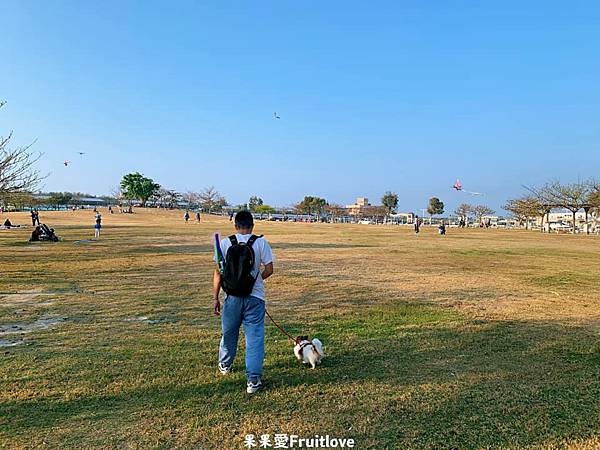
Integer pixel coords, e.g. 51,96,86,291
63,160,71,167
77,152,85,156
273,112,280,119
452,178,483,196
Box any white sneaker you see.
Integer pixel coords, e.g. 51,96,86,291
218,363,232,375
246,378,263,394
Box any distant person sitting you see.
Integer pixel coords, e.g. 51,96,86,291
30,226,42,241
438,222,446,235
40,224,59,241
3,218,13,228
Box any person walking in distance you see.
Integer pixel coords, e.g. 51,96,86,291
94,212,102,239
414,215,421,234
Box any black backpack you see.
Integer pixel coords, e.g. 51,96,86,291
221,234,262,297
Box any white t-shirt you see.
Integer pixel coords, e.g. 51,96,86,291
219,233,274,301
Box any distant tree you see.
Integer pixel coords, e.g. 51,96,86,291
504,197,528,229
248,196,264,212
182,191,201,209
0,191,39,210
589,183,600,232
324,203,346,221
254,204,274,215
454,203,472,223
120,172,160,207
523,183,558,232
381,191,399,216
504,196,546,230
295,196,327,216
589,185,600,209
199,186,227,213
427,197,445,221
472,205,495,222
0,101,44,194
47,192,73,210
152,188,181,209
361,205,388,221
546,180,591,234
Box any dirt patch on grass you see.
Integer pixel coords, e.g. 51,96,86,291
123,316,162,325
0,338,26,348
0,317,67,335
0,290,55,307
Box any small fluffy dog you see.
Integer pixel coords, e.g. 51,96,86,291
294,335,324,369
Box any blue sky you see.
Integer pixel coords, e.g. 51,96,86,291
2,1,600,213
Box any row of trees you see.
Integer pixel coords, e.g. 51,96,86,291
504,180,600,234
117,173,228,212
454,203,496,223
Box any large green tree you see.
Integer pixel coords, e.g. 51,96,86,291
255,204,274,215
248,196,264,212
295,196,327,216
427,197,445,220
381,191,399,215
120,172,160,207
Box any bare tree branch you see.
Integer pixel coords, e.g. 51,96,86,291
0,101,45,194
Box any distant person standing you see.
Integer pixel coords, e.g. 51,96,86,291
108,205,113,214
184,211,190,223
35,210,40,226
31,210,37,226
94,213,102,239
414,215,421,234
196,211,201,222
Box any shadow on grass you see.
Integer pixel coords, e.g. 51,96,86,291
272,242,374,250
2,303,600,448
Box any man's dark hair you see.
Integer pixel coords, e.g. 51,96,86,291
235,210,254,229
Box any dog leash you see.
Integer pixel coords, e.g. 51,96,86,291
265,309,296,344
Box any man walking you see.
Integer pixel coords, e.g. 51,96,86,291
94,212,102,239
414,215,421,234
213,211,274,394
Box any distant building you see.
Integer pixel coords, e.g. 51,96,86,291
346,197,371,216
389,212,415,224
75,197,107,206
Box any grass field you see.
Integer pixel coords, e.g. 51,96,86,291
1,209,600,449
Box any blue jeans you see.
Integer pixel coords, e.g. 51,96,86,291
218,295,265,382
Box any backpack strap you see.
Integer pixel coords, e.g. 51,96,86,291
228,235,238,246
246,234,263,247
